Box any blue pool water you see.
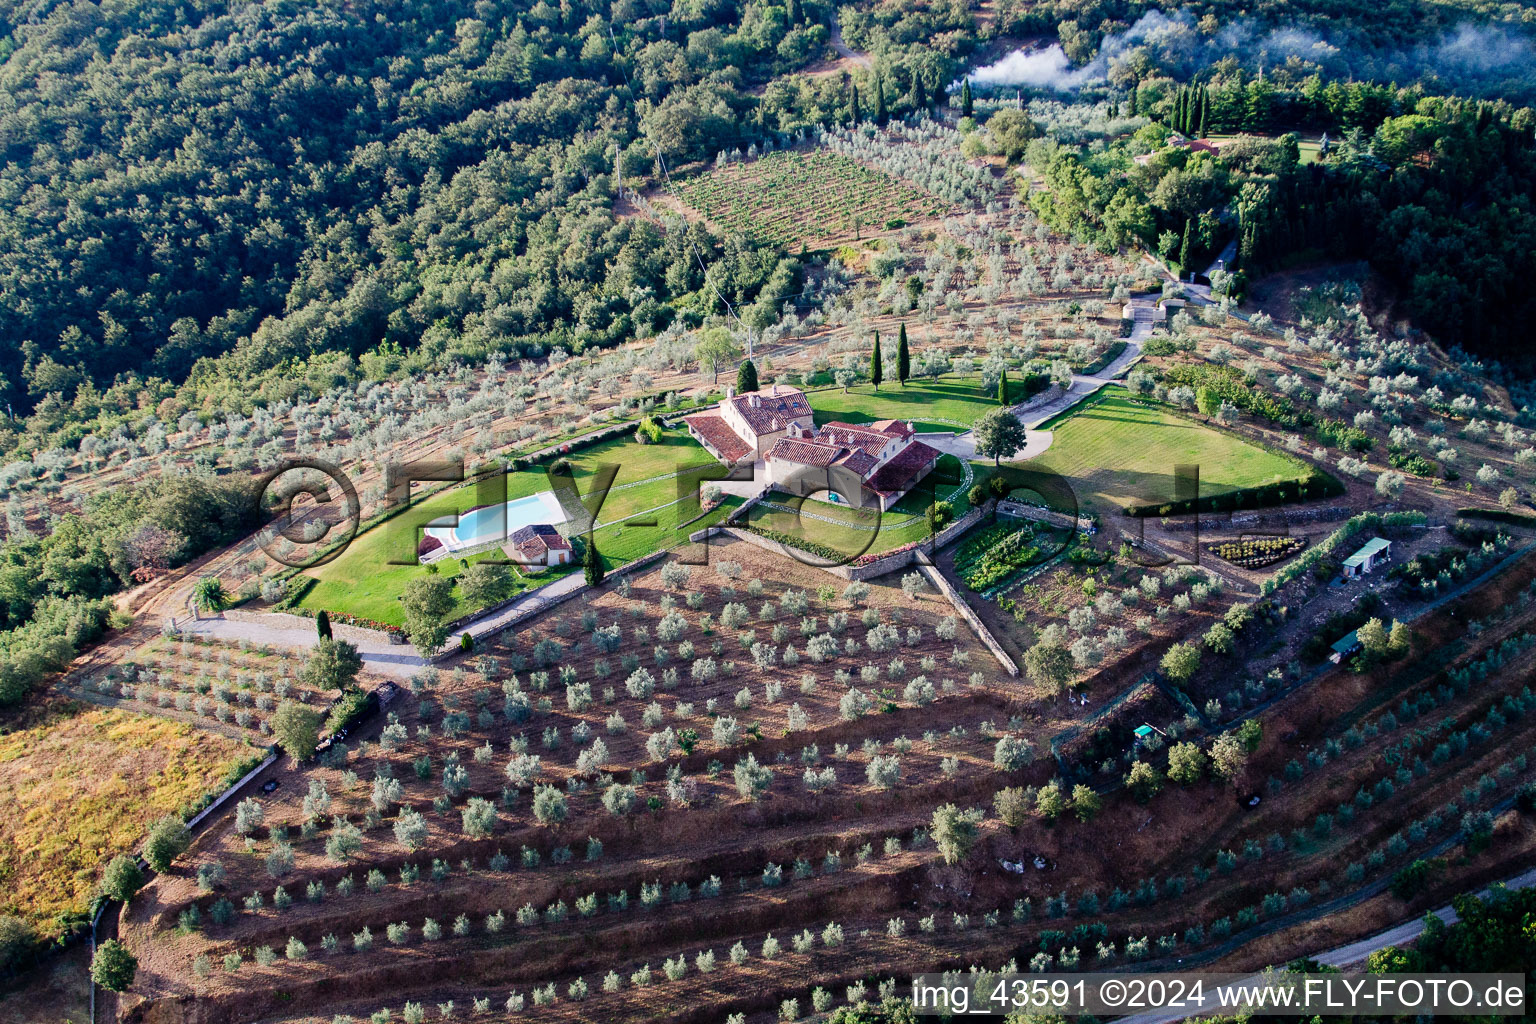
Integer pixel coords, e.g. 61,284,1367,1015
425,490,567,551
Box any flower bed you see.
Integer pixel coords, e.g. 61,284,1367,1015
1208,536,1307,568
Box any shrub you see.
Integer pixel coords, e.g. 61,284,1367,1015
532,785,568,824
993,734,1033,771
393,808,429,850
91,940,137,992
931,804,983,865
462,797,497,838
144,814,191,872
1160,643,1201,685
1124,761,1164,803
733,754,772,801
866,754,901,790
994,787,1031,828
100,855,145,903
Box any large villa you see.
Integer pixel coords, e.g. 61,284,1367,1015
685,385,941,510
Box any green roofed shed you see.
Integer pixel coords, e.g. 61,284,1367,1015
1342,537,1392,578
1330,629,1362,663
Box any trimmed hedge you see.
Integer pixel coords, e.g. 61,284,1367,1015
1080,340,1128,376
1124,469,1344,518
1456,507,1536,527
1262,511,1427,595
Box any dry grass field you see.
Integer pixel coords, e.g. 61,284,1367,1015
0,701,257,937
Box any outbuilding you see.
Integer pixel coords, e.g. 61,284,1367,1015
1341,537,1392,578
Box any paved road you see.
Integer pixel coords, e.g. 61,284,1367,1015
1114,865,1536,1024
998,311,1149,450
176,614,430,679
174,567,590,679
916,324,1143,463
1315,865,1536,967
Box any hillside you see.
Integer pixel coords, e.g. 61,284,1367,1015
2,1,1536,1021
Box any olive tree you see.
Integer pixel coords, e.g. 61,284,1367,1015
100,855,145,903
931,804,984,865
143,815,190,872
91,939,138,992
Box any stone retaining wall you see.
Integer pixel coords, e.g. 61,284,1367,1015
216,608,396,646
426,549,670,661
694,505,987,582
916,562,1019,677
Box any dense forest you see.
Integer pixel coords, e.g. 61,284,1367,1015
1003,67,1536,373
2,0,1535,446
0,0,977,701
0,0,977,455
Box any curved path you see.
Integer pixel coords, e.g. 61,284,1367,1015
171,561,593,680
1113,864,1536,1024
829,16,871,68
925,315,1146,464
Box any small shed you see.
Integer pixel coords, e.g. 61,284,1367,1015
510,524,572,568
1329,629,1362,664
1342,537,1392,578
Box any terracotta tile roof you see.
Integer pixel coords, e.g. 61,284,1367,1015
766,437,842,467
869,440,940,495
817,421,893,457
511,523,570,552
729,386,813,436
838,450,878,476
869,419,915,438
684,412,752,463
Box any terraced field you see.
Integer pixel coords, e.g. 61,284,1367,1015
674,149,943,249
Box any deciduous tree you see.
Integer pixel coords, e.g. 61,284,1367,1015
974,409,1026,465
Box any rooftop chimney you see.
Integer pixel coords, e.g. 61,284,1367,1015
725,386,735,401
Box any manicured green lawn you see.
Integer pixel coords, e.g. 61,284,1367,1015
741,450,973,560
1023,389,1311,513
807,377,1018,433
745,492,933,561
295,428,736,626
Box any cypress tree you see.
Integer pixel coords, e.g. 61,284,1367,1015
1197,87,1209,137
870,331,883,390
1178,218,1194,270
909,69,926,111
874,71,888,123
786,0,798,23
1239,222,1257,268
850,81,861,124
1128,81,1139,117
997,367,1008,406
896,324,910,386
736,359,758,394
961,78,973,118
316,610,332,641
584,539,604,587
1174,88,1186,132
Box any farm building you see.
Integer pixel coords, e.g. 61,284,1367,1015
1330,629,1362,664
683,384,815,465
1341,537,1392,578
765,419,941,511
509,524,571,569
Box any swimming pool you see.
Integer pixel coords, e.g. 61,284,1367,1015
424,490,569,553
